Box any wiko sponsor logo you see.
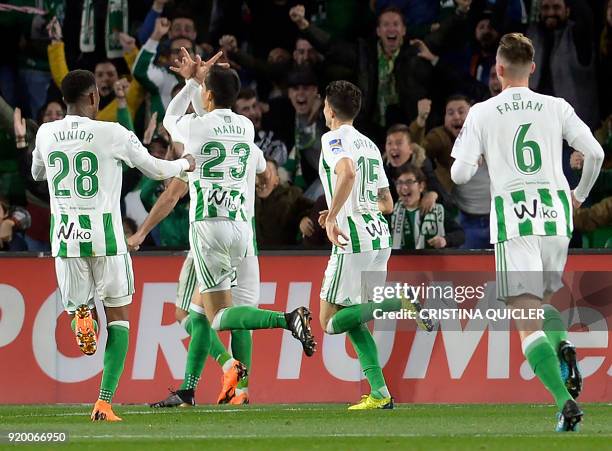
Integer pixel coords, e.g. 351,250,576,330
513,199,558,220
365,219,388,238
207,189,240,211
56,223,91,240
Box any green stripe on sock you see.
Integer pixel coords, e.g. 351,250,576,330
347,217,361,253
494,196,507,242
103,213,117,256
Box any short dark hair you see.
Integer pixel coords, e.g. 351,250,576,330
397,163,426,184
61,69,96,104
445,94,472,110
236,88,257,102
325,80,362,121
386,123,412,140
205,66,241,109
377,6,405,26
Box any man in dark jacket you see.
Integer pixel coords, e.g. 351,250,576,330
289,1,472,143
255,159,314,247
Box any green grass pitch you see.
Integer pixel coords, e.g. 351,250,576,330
1,404,611,450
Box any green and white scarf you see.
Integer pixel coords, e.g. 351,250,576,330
80,0,128,59
391,202,446,250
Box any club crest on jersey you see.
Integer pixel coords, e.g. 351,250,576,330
329,138,343,154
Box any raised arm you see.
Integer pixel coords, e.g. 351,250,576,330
117,126,194,180
129,177,189,250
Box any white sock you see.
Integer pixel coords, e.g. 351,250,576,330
377,386,391,398
221,358,236,373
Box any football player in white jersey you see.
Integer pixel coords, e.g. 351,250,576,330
158,50,316,402
317,80,432,411
31,69,195,421
451,33,604,431
128,136,267,406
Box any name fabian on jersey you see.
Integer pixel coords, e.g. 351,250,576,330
496,100,543,115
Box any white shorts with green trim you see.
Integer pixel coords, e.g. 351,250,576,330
176,252,260,310
189,219,249,293
495,235,569,302
176,252,198,311
55,254,134,313
320,248,391,306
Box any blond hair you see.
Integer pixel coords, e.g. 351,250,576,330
497,33,534,77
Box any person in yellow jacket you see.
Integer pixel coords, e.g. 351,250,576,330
46,17,144,122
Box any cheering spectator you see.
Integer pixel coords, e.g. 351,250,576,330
0,95,65,250
300,194,330,249
527,0,599,127
390,165,464,250
384,122,451,209
234,88,288,166
47,18,144,122
255,159,314,247
411,95,469,193
138,2,198,44
290,2,472,141
468,11,500,85
132,17,195,109
412,94,491,248
280,68,325,200
0,196,31,251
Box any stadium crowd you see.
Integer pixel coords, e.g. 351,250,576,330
0,0,610,252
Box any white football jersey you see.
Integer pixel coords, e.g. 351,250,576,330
32,116,187,257
165,108,256,223
319,124,391,254
451,87,592,244
177,143,266,255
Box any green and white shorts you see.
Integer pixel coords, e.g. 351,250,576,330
495,235,569,301
55,254,134,313
176,252,260,311
189,218,249,293
320,248,391,306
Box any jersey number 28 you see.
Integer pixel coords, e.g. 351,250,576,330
48,151,99,198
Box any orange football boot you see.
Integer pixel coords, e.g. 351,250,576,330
91,400,122,422
228,392,249,405
74,305,98,355
216,361,248,404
